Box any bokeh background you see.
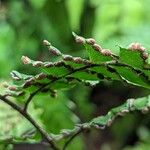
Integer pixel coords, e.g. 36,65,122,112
0,0,150,150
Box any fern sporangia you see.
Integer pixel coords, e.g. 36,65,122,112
0,33,150,150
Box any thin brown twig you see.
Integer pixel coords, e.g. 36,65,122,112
0,95,60,150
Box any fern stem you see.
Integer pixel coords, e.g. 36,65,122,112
0,95,60,150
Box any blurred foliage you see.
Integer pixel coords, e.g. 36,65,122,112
0,0,150,150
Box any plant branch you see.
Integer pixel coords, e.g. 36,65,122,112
50,96,150,143
1,95,150,149
22,60,118,112
23,59,149,112
0,95,60,150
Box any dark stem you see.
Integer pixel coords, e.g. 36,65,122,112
63,128,83,150
23,79,58,112
0,95,60,150
23,83,49,112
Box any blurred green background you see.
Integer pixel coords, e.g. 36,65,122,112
0,0,150,150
